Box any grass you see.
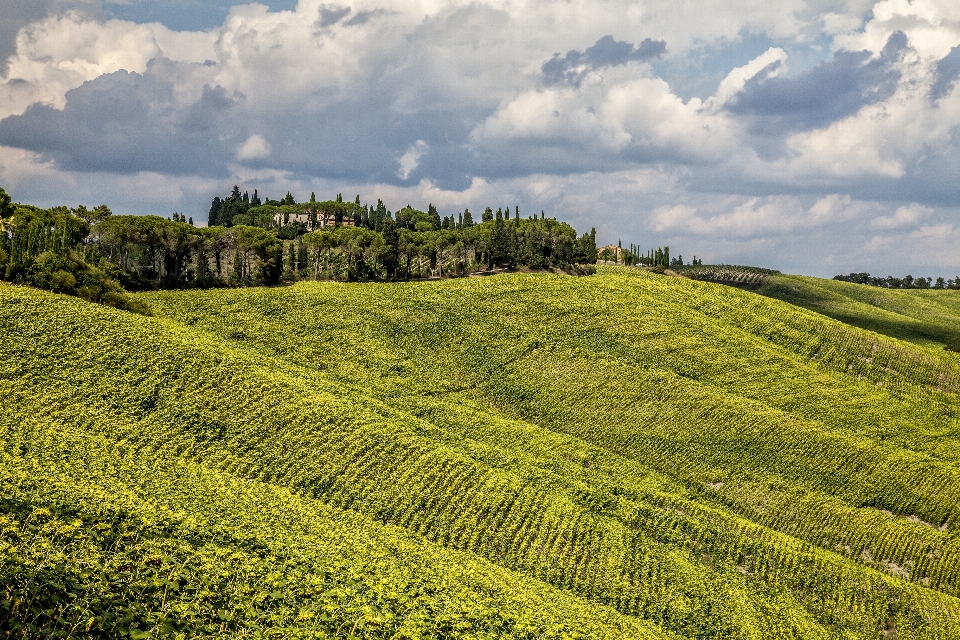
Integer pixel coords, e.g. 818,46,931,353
2,265,960,638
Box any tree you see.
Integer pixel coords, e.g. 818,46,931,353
0,187,13,220
208,197,222,227
232,247,244,282
381,218,400,278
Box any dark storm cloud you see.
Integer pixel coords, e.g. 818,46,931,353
0,61,238,175
244,94,488,189
931,45,960,101
729,31,907,130
542,35,667,86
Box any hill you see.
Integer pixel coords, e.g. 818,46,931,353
2,266,960,638
759,274,960,348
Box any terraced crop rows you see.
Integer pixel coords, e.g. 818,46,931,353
3,266,960,638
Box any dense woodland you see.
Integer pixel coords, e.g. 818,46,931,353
0,186,601,311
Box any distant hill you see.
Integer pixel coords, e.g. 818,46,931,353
2,266,960,638
759,274,960,348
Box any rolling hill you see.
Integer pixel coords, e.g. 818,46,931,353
2,266,960,638
759,274,960,349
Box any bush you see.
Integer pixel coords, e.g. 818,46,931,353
946,336,960,353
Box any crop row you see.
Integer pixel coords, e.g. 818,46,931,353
1,410,666,640
6,283,960,638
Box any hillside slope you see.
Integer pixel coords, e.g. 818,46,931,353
759,274,960,348
3,266,960,638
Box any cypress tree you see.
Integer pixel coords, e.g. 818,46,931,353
208,197,222,227
232,248,244,282
381,218,400,278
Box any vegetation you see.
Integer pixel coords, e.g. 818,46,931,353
3,265,960,638
833,272,960,290
759,273,960,350
674,264,782,287
0,187,599,303
0,197,151,314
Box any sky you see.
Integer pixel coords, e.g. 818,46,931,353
0,0,958,277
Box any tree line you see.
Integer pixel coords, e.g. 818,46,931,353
833,272,960,290
0,186,600,310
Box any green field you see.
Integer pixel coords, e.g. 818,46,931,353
3,266,960,638
759,274,960,348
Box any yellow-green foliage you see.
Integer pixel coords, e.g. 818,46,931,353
2,265,960,639
760,274,960,348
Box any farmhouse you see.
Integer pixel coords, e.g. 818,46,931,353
274,207,356,229
598,244,622,262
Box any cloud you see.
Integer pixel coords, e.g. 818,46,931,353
237,134,271,161
0,0,56,76
870,203,932,229
542,35,666,87
397,140,427,180
1,0,960,278
931,45,960,101
728,31,908,131
652,193,889,238
316,4,352,28
0,10,215,120
711,47,788,106
0,61,238,175
652,196,808,237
